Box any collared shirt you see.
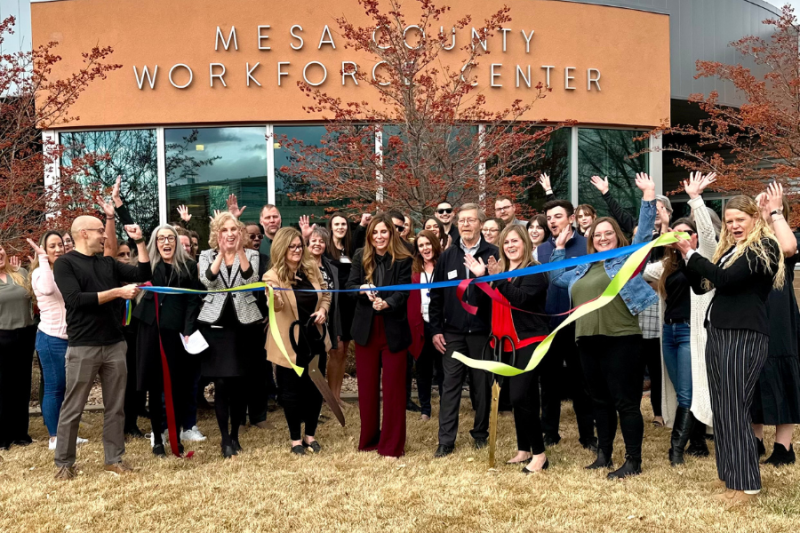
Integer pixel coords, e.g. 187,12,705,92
460,236,482,257
638,302,661,339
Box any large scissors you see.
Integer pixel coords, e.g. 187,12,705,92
289,318,346,427
483,334,516,469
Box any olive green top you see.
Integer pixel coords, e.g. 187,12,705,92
0,268,34,331
571,262,641,339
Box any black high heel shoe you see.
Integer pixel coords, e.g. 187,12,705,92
522,457,549,474
221,444,237,459
231,439,243,453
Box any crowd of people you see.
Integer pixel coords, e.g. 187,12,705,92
0,171,797,507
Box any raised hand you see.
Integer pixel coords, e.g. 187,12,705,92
537,173,552,192
226,193,246,219
26,238,46,257
683,171,717,200
111,176,123,208
590,175,609,195
673,237,692,258
464,253,487,277
9,256,22,270
360,212,372,227
124,224,143,241
635,172,655,201
766,182,784,213
299,215,316,242
96,194,115,219
209,209,223,221
177,205,192,223
486,256,502,276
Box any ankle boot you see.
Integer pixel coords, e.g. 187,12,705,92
607,455,642,480
669,407,693,466
686,420,710,457
756,438,766,457
585,449,614,470
764,443,796,466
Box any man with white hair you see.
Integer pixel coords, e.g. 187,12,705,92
53,216,152,479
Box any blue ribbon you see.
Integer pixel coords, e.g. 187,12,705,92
139,240,653,295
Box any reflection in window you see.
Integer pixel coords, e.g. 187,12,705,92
577,129,649,218
60,130,159,238
165,127,267,249
519,127,570,214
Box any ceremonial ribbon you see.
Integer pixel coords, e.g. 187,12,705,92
122,300,132,326
267,285,307,377
451,231,684,376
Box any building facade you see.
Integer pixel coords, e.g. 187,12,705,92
29,0,779,241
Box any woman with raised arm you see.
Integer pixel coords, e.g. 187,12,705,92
465,225,550,473
750,183,800,467
265,228,331,455
346,213,413,459
198,212,263,459
674,194,783,506
549,173,657,480
325,213,355,408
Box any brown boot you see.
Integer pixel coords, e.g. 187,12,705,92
712,489,735,502
726,491,757,506
55,465,77,481
104,461,134,475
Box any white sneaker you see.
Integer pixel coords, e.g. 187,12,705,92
49,437,89,450
180,426,207,442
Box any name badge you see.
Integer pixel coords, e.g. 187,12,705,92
447,270,458,280
339,256,351,264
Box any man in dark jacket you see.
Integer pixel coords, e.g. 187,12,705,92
429,203,499,457
536,199,597,450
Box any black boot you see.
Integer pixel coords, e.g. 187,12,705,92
686,420,710,457
764,443,796,467
757,438,766,457
585,449,614,470
607,456,642,480
668,407,693,466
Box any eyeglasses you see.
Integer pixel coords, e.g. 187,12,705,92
156,236,176,244
483,228,500,234
458,218,479,226
395,225,405,232
288,244,304,251
248,234,264,240
437,208,453,214
495,204,513,212
593,231,616,240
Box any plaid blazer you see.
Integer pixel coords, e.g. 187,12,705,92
197,248,263,325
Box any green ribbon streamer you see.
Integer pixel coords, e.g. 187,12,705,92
452,232,686,377
267,285,307,377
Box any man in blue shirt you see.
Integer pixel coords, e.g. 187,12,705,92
536,199,597,450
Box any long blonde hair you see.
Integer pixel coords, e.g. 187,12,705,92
361,213,412,284
25,231,64,305
498,225,536,272
269,227,323,286
711,195,784,290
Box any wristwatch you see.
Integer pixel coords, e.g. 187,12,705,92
134,238,145,244
771,209,783,217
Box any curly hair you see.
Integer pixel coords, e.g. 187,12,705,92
208,211,245,250
710,195,784,290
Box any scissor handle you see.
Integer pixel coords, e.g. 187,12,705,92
481,335,501,363
302,317,327,347
499,335,517,368
288,320,305,356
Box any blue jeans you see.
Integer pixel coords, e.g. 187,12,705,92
36,330,68,436
662,322,693,409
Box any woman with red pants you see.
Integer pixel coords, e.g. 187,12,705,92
346,213,413,459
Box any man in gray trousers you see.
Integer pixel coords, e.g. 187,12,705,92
53,215,151,479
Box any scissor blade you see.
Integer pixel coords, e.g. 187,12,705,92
308,355,346,427
488,381,501,469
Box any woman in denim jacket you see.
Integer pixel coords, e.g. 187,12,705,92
549,173,657,480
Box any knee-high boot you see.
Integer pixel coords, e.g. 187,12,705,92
669,407,693,466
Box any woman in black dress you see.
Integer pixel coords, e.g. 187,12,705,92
133,225,200,456
751,184,800,466
326,213,355,408
198,212,263,458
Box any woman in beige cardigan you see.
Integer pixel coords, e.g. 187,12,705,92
644,172,716,464
265,227,331,455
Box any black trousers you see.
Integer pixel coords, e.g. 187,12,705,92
642,337,662,417
437,332,492,447
276,358,325,441
122,323,145,432
407,323,444,417
540,323,595,442
0,326,36,446
578,334,644,460
244,331,270,425
509,343,545,455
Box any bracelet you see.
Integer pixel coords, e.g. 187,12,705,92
106,215,114,220
134,238,145,244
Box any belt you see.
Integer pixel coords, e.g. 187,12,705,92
664,317,690,325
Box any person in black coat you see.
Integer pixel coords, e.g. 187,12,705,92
429,203,499,458
675,195,783,505
133,225,201,456
346,213,413,459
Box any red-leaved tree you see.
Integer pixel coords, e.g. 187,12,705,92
652,4,800,224
277,0,567,220
0,16,121,254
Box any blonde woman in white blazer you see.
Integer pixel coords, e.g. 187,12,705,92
644,173,717,466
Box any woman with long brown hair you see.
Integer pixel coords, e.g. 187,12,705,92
675,194,783,505
346,213,413,459
325,213,355,408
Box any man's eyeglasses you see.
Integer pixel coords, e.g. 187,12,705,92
458,218,479,226
495,204,513,212
248,234,264,240
395,225,405,233
437,208,453,214
156,236,176,244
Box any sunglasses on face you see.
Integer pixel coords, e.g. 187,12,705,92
248,234,264,240
395,225,405,232
437,208,453,214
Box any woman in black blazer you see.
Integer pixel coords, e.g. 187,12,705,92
465,224,550,473
133,225,201,456
346,213,413,459
675,195,783,505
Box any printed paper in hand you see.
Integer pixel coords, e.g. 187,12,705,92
181,331,209,355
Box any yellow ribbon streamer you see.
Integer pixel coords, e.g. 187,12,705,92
452,232,686,377
267,285,307,377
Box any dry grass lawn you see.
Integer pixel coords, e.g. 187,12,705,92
1,399,799,533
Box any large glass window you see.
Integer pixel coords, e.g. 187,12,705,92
60,130,159,237
165,127,268,249
520,127,570,214
577,128,649,217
